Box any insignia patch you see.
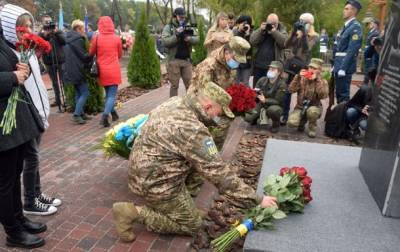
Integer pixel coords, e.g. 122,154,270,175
352,34,359,40
204,138,218,157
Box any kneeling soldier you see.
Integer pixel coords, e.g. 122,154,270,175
113,82,277,242
244,61,286,133
287,58,328,138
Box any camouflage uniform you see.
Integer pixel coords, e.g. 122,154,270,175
127,82,260,235
245,76,287,126
162,19,199,97
189,36,251,149
287,59,329,137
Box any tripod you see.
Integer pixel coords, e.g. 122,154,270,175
49,34,67,112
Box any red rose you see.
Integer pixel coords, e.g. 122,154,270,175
304,195,313,203
301,176,312,187
279,167,290,176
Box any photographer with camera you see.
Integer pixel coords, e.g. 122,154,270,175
204,12,233,56
287,58,328,138
162,7,199,97
281,13,319,125
233,15,253,85
39,15,66,112
244,61,286,133
250,13,288,86
362,17,380,85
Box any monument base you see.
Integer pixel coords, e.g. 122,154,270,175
244,139,400,252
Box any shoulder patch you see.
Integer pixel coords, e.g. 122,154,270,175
352,34,359,40
203,137,218,157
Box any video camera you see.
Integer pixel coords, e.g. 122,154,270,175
43,21,56,31
177,22,197,38
294,20,306,32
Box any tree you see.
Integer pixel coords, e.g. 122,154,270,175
8,0,36,15
127,11,161,89
192,19,207,65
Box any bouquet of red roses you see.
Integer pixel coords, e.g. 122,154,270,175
225,83,256,115
0,27,51,135
211,166,313,252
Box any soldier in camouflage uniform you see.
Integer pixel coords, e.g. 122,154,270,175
244,61,286,133
189,36,251,149
112,82,277,242
287,58,329,138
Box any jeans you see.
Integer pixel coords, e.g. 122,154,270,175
103,85,118,116
346,107,367,130
73,82,89,116
23,135,42,207
0,143,27,235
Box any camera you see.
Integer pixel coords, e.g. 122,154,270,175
43,21,56,31
177,22,196,38
243,25,249,32
294,20,306,31
301,99,311,117
266,23,274,31
372,37,383,46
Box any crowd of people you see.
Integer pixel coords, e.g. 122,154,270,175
0,0,384,249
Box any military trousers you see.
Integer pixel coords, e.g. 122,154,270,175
287,106,321,128
138,187,203,236
167,59,192,97
244,103,283,125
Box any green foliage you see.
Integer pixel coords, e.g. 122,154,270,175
64,75,105,114
192,19,207,65
128,11,161,89
72,0,83,20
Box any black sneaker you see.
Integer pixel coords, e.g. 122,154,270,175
38,193,62,207
72,115,86,125
81,114,92,121
23,198,57,216
100,115,111,127
111,111,119,121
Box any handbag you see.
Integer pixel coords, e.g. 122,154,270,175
90,36,99,77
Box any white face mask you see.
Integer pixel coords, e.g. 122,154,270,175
267,70,277,80
305,23,311,32
212,116,221,125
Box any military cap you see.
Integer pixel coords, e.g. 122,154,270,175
200,82,235,119
345,0,362,11
229,36,251,64
173,7,186,17
268,61,284,71
308,58,324,69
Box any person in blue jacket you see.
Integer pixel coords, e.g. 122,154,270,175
332,0,363,103
362,17,380,85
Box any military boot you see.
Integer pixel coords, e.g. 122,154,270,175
112,202,139,242
270,120,280,133
307,122,317,138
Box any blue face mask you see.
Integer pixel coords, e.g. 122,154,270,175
227,59,240,69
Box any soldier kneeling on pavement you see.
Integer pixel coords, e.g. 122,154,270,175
244,61,286,133
287,58,328,138
112,82,277,242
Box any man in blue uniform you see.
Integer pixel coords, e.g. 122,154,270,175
362,17,380,85
333,0,363,103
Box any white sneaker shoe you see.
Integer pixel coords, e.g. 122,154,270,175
38,193,62,207
23,198,58,216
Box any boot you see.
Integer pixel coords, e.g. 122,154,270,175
111,111,119,121
270,120,280,133
6,230,45,249
72,115,86,125
308,122,317,138
100,115,110,127
20,217,47,234
112,202,139,242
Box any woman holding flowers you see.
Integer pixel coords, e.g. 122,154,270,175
0,4,46,249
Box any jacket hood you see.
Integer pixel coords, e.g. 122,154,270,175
0,4,34,45
98,16,115,34
66,30,83,43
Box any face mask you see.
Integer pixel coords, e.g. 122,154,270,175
212,116,221,125
305,23,310,32
227,58,239,69
267,70,277,80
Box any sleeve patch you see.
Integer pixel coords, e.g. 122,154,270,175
352,34,359,40
204,138,218,157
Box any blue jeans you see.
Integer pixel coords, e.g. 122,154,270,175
103,85,118,116
73,82,89,116
346,107,367,130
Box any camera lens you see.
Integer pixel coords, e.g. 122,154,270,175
243,26,249,31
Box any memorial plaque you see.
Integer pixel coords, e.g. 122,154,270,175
359,0,400,218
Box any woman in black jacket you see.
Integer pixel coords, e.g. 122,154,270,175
0,28,46,248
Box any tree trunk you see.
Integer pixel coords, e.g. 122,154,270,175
170,0,174,17
146,0,151,18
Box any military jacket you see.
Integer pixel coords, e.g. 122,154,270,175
288,74,329,109
255,76,287,108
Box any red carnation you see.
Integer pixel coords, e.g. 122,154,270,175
16,26,29,33
279,167,290,176
301,176,312,187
